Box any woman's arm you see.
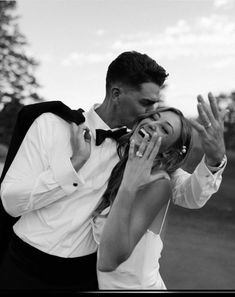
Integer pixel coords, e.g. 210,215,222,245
98,133,171,272
98,177,172,272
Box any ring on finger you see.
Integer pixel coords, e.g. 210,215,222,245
204,122,212,128
136,151,143,158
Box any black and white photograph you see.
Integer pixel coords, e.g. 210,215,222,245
0,0,234,293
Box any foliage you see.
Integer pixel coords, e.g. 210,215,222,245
0,1,44,146
0,0,43,104
216,91,235,151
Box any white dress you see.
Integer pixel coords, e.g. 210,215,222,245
91,200,170,290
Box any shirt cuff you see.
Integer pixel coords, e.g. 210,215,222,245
205,155,227,173
197,155,226,178
50,153,85,195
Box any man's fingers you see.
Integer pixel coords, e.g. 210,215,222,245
70,123,90,147
151,170,170,183
197,95,216,126
221,109,229,122
83,128,91,143
208,92,219,121
197,102,210,126
189,119,207,136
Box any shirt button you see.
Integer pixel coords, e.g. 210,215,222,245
73,183,78,187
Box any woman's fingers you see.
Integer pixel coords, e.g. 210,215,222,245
143,132,156,159
133,132,162,163
135,134,149,158
128,139,135,160
144,132,161,160
148,135,162,163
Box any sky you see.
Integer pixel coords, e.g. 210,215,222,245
16,0,235,117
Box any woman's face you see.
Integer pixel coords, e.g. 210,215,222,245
131,111,182,152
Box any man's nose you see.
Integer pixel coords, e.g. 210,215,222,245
145,105,156,113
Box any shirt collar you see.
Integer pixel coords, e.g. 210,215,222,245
85,103,131,139
85,104,111,138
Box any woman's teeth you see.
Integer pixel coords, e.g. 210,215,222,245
139,127,151,138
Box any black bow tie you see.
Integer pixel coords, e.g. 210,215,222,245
95,128,127,146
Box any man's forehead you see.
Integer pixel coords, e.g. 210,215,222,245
139,82,160,94
140,91,160,100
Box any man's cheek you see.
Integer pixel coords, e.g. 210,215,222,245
154,103,160,111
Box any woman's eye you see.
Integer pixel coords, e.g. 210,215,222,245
161,125,169,134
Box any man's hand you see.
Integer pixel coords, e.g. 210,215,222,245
190,92,227,167
70,123,91,171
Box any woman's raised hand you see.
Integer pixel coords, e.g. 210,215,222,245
122,132,169,191
70,123,91,171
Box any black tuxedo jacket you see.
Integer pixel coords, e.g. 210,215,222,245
0,100,85,263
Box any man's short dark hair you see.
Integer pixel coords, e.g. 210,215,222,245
106,51,168,91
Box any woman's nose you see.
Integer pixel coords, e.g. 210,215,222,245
144,122,158,136
148,122,157,131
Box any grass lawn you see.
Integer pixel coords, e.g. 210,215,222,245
160,153,235,291
160,209,235,290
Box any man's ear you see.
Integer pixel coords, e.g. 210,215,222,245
111,87,121,102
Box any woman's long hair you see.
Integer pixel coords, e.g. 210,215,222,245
93,107,193,217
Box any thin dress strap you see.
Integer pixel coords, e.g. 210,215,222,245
159,199,171,236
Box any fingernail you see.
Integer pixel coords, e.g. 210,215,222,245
197,95,203,102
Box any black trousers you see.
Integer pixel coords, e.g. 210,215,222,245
0,232,98,291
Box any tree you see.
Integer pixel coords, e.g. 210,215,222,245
0,1,43,146
216,91,235,151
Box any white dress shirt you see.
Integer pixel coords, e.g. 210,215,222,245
171,154,226,209
1,104,120,257
0,103,227,258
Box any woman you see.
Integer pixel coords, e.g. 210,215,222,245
91,106,193,290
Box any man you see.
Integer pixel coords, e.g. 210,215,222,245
0,51,226,290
